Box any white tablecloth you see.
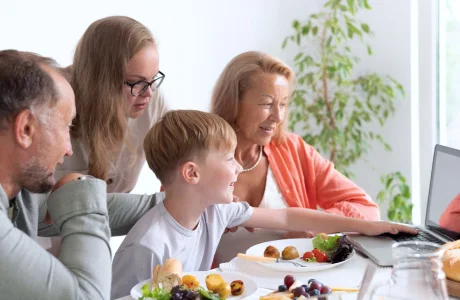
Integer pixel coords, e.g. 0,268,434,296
116,254,391,300
218,254,386,299
116,253,459,299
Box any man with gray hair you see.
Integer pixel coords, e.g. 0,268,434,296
0,50,111,299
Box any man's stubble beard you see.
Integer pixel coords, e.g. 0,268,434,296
19,158,54,194
19,119,56,194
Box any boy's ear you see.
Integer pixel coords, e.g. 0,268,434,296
182,161,200,184
14,109,38,149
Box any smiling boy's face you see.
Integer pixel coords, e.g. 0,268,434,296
195,148,242,205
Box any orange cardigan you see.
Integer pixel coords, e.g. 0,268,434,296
264,133,380,221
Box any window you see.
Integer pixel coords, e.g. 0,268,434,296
439,0,460,149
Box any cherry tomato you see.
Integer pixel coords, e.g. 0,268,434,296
311,248,328,262
312,248,322,256
315,251,329,263
302,251,315,260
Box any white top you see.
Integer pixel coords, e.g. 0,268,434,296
214,166,289,265
111,194,253,299
55,90,167,193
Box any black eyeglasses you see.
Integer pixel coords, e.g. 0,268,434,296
124,71,165,96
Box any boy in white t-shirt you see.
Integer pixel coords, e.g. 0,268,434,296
111,110,417,299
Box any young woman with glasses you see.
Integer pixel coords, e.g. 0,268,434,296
56,16,167,193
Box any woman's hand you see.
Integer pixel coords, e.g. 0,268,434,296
361,221,419,236
283,231,316,239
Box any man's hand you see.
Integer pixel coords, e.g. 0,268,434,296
52,173,87,192
362,221,419,236
283,231,316,239
44,173,87,224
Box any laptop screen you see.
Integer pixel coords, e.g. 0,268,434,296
425,145,460,240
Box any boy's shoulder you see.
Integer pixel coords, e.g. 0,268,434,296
205,202,253,228
116,197,169,253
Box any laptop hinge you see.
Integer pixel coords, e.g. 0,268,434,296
426,225,453,241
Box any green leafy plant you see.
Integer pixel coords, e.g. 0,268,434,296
376,172,413,224
282,0,404,178
282,0,412,221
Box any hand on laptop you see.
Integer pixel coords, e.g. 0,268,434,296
362,221,418,236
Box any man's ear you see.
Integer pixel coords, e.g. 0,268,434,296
182,161,200,184
14,109,38,149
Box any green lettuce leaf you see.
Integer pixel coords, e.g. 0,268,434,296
138,284,171,300
197,286,223,300
312,234,340,255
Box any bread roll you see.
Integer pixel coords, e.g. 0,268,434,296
442,240,460,282
152,259,183,291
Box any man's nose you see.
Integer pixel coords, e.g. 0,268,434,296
65,142,73,157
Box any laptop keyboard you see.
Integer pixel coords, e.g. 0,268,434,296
381,230,445,245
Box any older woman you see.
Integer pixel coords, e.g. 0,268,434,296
55,16,167,193
211,51,380,264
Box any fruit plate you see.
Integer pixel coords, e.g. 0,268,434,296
245,238,354,272
130,271,258,299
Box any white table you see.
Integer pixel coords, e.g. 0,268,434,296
116,253,457,300
116,253,385,300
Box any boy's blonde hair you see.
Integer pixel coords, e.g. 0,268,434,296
144,110,237,185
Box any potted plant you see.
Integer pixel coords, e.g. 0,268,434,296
283,0,412,222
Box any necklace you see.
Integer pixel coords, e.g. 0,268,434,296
241,145,263,173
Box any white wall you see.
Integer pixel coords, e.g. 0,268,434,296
336,0,415,220
418,0,439,224
0,0,436,222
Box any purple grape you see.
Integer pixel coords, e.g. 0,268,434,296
284,275,296,289
320,286,332,294
293,287,305,298
309,281,322,291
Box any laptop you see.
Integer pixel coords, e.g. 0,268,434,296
346,144,460,266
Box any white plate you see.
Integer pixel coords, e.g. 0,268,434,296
130,271,258,299
245,238,354,272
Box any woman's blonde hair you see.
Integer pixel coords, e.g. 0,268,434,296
210,51,295,143
144,110,237,185
70,16,155,179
